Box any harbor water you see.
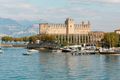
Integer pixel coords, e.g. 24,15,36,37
0,47,120,80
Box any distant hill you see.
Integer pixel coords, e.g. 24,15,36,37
0,17,47,37
0,18,19,26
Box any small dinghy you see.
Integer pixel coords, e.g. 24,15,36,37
23,52,32,55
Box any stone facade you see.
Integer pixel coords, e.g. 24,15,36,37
39,18,104,45
89,31,104,43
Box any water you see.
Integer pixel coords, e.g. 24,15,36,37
0,48,120,80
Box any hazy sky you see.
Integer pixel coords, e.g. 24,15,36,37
0,0,120,31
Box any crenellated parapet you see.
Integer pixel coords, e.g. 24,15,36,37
48,23,66,29
39,18,91,35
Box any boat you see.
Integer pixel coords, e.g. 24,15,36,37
0,38,3,53
0,48,3,53
28,49,38,52
62,48,72,52
70,45,98,55
23,49,39,55
62,45,81,52
99,48,120,54
23,52,32,55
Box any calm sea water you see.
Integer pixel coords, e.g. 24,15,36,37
0,47,120,80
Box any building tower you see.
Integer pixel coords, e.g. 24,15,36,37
65,18,74,44
65,18,74,35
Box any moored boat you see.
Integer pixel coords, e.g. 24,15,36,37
99,48,120,54
62,45,81,52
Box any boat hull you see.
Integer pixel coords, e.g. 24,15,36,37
62,49,71,52
100,52,119,54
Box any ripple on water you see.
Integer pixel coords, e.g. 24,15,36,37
0,48,120,80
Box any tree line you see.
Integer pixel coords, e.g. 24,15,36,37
2,32,120,47
1,34,56,43
101,32,120,48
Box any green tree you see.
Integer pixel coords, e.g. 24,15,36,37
13,38,22,42
102,32,119,47
29,36,38,43
22,37,29,42
40,34,56,41
2,36,13,42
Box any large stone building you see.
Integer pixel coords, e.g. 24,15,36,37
39,18,104,45
39,18,90,35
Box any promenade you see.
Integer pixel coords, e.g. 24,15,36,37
0,44,26,47
0,44,13,47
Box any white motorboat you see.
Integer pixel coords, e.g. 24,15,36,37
23,49,39,55
28,49,38,52
99,48,120,54
0,37,3,53
62,45,81,52
0,49,3,53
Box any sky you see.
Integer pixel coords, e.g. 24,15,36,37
0,0,120,31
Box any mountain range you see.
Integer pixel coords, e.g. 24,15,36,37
0,17,47,37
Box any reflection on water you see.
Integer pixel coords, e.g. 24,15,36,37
0,48,120,80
